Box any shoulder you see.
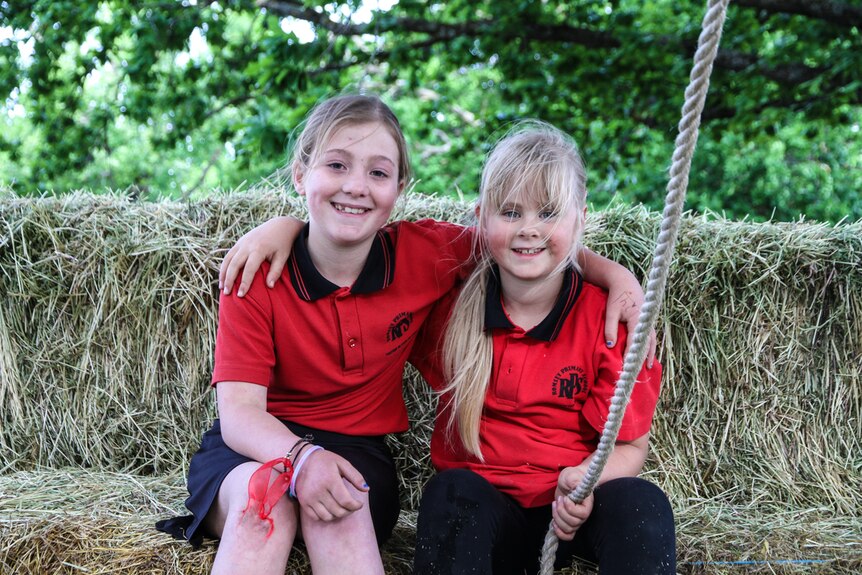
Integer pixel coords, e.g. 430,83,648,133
384,219,474,267
577,280,611,312
221,261,279,309
386,218,469,243
563,280,613,348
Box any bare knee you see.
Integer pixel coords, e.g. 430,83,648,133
230,497,298,542
208,462,299,541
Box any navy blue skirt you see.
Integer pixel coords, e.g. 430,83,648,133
156,419,400,548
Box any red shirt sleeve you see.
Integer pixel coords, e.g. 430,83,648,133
404,219,475,282
581,324,662,442
211,265,277,388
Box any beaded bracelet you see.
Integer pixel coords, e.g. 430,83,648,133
285,434,314,464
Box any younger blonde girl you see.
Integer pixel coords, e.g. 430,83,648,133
410,121,675,575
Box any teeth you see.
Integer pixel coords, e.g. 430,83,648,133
334,203,367,215
515,248,542,254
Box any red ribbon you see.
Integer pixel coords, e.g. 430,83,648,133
242,457,294,538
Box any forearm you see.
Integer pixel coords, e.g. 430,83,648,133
578,247,638,290
579,434,650,485
220,406,300,463
216,382,303,464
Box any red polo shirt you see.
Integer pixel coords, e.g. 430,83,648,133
411,266,662,508
212,219,472,436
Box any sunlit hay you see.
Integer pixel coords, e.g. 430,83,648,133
1,470,857,575
0,469,422,574
1,189,861,573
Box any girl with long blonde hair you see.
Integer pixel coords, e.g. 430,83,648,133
411,121,675,575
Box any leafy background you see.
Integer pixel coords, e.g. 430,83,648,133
1,0,860,222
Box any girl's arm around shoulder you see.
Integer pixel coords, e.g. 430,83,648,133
578,248,656,366
389,219,475,281
219,216,306,298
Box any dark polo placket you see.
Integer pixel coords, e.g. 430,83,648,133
287,224,396,375
483,265,584,402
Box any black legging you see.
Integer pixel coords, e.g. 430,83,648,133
413,468,676,575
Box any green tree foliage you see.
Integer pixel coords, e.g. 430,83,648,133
1,0,860,222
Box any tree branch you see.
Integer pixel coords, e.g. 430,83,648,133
260,0,853,115
734,0,862,28
714,49,827,84
257,0,619,48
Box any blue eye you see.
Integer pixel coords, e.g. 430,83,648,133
540,210,557,220
501,210,520,220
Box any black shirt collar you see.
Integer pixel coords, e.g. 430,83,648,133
484,265,583,342
287,223,396,301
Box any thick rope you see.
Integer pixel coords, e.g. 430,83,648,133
538,1,730,573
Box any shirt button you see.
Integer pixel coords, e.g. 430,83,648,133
348,338,358,348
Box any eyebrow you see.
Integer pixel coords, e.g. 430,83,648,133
323,148,397,167
498,201,523,210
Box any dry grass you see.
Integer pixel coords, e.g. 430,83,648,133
1,189,860,573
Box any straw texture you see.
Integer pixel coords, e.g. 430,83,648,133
1,190,860,573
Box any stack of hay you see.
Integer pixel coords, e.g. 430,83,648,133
0,190,860,574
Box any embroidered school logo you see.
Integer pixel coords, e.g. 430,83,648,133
551,366,588,400
386,312,414,342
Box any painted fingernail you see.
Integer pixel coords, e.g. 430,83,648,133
267,280,275,288
363,483,369,489
606,340,615,348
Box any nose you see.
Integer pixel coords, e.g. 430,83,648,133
517,215,541,237
342,170,368,196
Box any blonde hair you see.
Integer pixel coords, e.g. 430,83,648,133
290,94,411,185
441,121,588,459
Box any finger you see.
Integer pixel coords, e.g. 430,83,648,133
557,497,588,525
219,247,238,291
317,482,363,519
237,252,266,298
325,477,364,515
267,252,289,288
337,461,370,494
604,314,619,349
222,249,248,295
623,327,635,358
553,522,575,541
329,487,363,514
551,500,577,541
309,501,335,522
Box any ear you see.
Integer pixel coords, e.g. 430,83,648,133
474,204,481,219
292,162,306,196
397,179,406,195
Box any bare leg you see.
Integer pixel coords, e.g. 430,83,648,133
302,480,385,575
205,461,299,575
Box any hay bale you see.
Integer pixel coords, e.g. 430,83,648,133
0,471,858,574
1,190,861,572
0,469,421,574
